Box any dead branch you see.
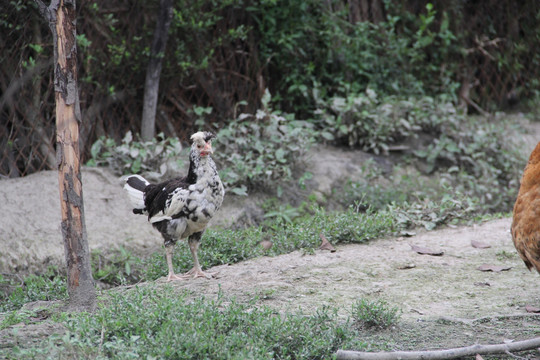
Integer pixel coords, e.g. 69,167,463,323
336,337,540,360
439,313,540,326
460,93,490,117
464,36,504,59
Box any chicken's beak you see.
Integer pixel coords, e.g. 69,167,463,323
200,142,213,156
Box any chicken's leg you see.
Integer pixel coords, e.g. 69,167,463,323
165,245,183,282
182,232,217,279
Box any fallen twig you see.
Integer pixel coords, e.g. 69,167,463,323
439,313,540,326
336,337,540,360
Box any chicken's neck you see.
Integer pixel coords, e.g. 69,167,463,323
186,154,219,185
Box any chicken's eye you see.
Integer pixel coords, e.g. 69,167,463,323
197,144,203,149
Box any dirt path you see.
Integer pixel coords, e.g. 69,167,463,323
166,217,538,322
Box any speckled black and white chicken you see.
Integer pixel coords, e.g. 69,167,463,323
124,131,225,281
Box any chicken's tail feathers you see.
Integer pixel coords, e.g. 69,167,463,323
124,175,150,211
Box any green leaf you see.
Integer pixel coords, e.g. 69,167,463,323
230,185,248,196
131,159,141,173
321,131,334,140
275,148,286,163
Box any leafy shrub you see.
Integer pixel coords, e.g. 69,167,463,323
317,90,524,214
215,91,316,194
249,1,461,116
315,90,455,153
85,93,315,195
414,116,524,213
86,131,185,176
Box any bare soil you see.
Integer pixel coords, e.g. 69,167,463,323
2,116,540,357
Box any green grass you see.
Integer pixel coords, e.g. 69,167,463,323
0,206,396,316
3,286,369,359
0,173,515,358
0,268,68,313
0,205,401,358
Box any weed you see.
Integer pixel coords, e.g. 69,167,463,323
91,246,141,286
0,309,39,330
351,298,401,330
389,191,477,231
496,250,516,261
0,267,67,313
338,162,430,211
261,198,302,225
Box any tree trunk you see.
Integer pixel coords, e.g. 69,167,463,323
141,0,174,141
34,0,96,312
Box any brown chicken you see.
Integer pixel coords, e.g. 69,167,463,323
512,142,540,273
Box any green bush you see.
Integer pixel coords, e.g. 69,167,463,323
215,92,316,194
315,91,455,152
87,131,185,176
315,90,524,214
249,1,461,116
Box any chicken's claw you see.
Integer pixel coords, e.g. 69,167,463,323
166,273,185,282
181,267,218,279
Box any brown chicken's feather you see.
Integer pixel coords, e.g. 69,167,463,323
511,141,540,273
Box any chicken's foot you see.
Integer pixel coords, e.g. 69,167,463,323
181,267,218,279
165,246,183,282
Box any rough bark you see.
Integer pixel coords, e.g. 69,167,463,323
34,0,96,312
141,0,174,141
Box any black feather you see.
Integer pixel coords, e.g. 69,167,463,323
126,176,148,191
144,177,190,220
204,132,216,142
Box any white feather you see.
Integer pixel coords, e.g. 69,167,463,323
123,175,149,209
149,214,172,223
190,131,206,143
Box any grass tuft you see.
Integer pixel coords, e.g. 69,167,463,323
351,298,401,329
